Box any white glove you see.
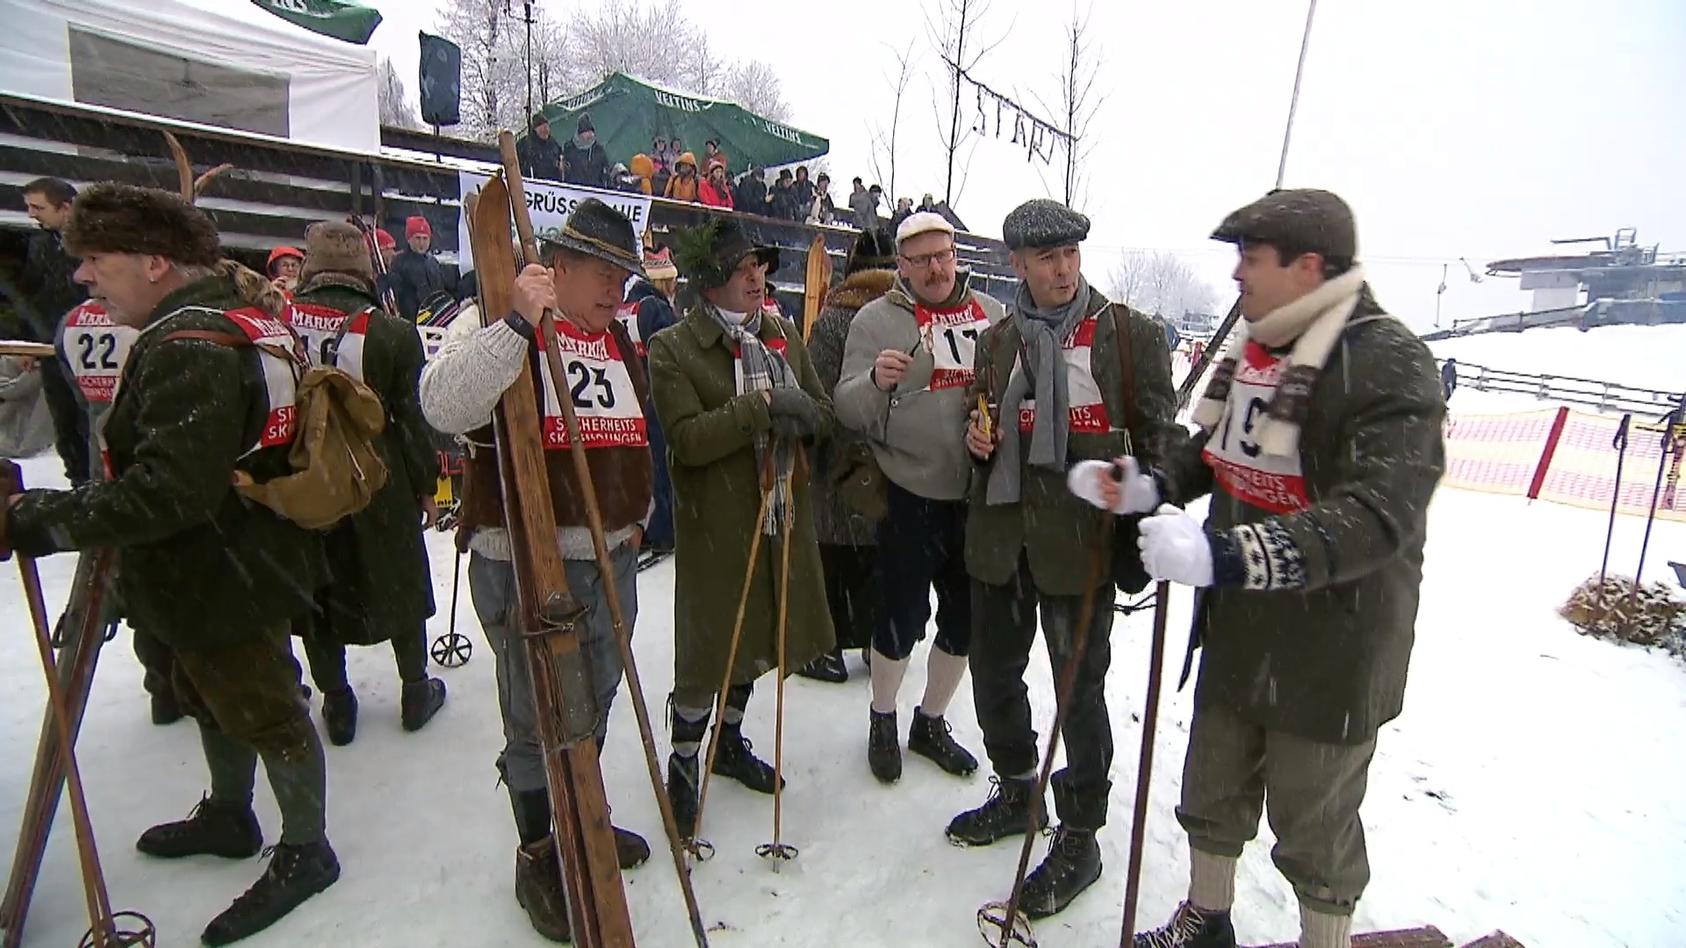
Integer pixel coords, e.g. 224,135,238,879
1137,503,1214,587
1066,457,1160,515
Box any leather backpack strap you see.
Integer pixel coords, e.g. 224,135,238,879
1111,304,1141,456
163,329,250,348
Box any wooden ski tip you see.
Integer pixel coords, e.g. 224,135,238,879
975,901,1035,948
0,341,55,359
1251,926,1453,948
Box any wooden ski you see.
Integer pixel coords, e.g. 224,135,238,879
467,173,635,948
801,235,831,342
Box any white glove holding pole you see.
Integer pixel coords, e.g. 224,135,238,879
1137,503,1214,587
1066,457,1160,515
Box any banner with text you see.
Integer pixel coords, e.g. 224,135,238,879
455,171,650,272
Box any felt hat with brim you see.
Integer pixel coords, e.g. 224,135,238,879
672,218,779,291
536,198,644,277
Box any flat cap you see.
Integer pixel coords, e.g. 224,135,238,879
1211,188,1356,260
1002,199,1090,251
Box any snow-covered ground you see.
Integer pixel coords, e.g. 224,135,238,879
4,449,1685,948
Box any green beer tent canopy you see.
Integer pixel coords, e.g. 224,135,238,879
532,72,828,174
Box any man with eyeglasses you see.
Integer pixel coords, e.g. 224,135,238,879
834,212,1005,784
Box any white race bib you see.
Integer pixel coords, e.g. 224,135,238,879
613,301,646,357
288,302,379,382
222,308,303,454
917,298,989,391
62,301,137,405
536,319,648,450
1201,340,1309,514
1015,316,1110,435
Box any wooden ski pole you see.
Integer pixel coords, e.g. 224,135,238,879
755,473,799,867
693,457,776,854
15,538,151,946
978,523,1110,948
496,131,710,947
1118,581,1171,944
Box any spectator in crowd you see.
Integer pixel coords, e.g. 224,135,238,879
703,139,729,175
736,167,769,216
919,193,938,214
611,163,644,194
562,113,610,189
651,137,675,195
374,228,397,269
15,176,88,483
850,180,883,231
628,153,656,195
699,163,736,210
770,170,799,221
388,215,448,321
266,246,304,293
1441,357,1457,401
518,112,564,181
624,247,682,553
793,166,817,213
808,173,839,225
664,152,700,203
890,197,915,231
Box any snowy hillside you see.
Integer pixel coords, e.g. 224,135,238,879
1427,323,1685,395
3,451,1685,947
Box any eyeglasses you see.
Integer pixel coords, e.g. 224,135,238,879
898,247,957,269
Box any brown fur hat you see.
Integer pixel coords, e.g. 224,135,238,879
62,183,220,267
299,220,374,287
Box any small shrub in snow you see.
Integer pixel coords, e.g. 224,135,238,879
1560,575,1686,654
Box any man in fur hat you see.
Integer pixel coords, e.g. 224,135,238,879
834,211,1006,780
420,198,654,942
646,218,836,840
288,220,447,746
0,183,336,945
1078,190,1445,948
950,198,1182,919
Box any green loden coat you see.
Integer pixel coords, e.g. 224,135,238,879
7,274,324,650
646,304,837,694
964,285,1183,596
292,281,438,645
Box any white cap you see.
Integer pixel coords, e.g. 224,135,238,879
896,211,955,246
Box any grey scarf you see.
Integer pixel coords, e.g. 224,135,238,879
986,276,1093,506
707,304,798,535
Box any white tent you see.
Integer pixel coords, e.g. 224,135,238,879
0,0,380,152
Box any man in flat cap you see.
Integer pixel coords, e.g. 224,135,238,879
834,211,1007,782
289,221,447,747
421,198,655,942
1077,190,1445,948
947,199,1182,918
0,183,336,945
647,218,835,842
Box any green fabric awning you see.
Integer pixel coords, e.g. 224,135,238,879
532,72,828,172
250,0,383,45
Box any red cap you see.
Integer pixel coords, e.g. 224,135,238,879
374,228,397,250
405,216,432,240
266,245,303,274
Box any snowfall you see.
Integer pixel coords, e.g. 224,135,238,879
3,325,1683,948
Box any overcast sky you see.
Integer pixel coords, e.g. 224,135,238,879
352,0,1685,330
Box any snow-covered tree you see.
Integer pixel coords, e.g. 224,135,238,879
1109,251,1221,322
378,58,419,129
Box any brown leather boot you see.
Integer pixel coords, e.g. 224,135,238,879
514,837,571,942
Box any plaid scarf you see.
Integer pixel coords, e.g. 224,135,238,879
1192,266,1369,458
707,303,798,535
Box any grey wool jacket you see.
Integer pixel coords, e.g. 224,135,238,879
833,272,1006,501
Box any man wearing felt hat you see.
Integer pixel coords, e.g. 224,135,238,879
1081,190,1446,948
646,218,836,841
833,211,1006,783
420,198,656,942
947,199,1184,919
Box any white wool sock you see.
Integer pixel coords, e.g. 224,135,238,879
918,648,970,719
1298,902,1353,948
869,649,909,715
1188,848,1237,913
